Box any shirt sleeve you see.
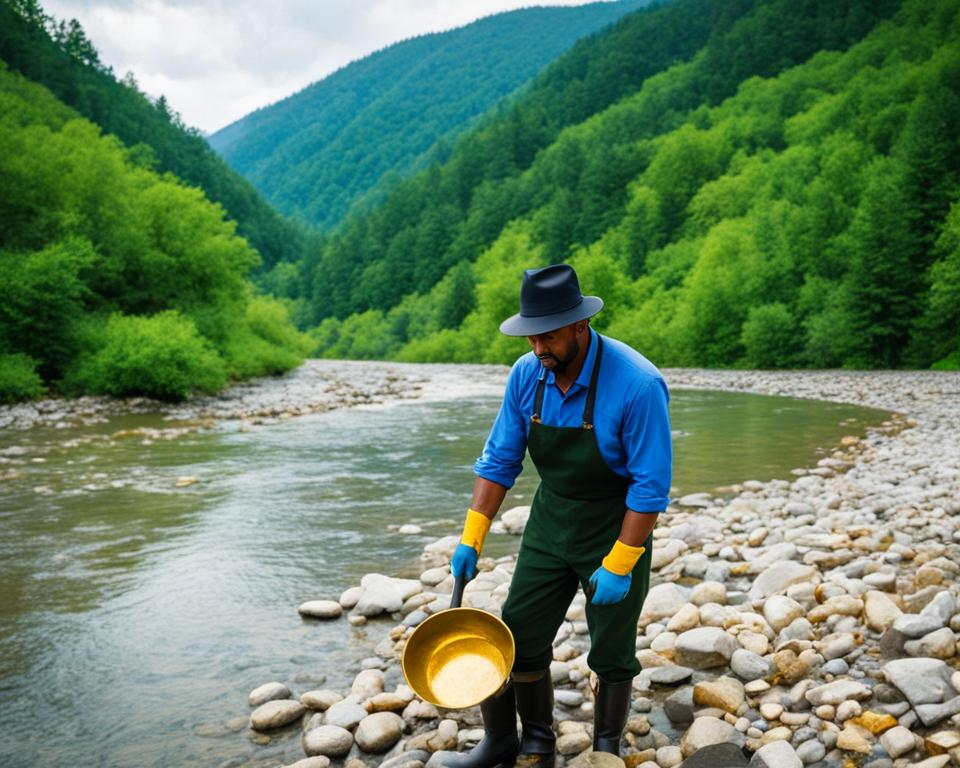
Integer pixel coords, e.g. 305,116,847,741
473,362,529,489
622,378,672,512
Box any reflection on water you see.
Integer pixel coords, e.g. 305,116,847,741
0,385,886,767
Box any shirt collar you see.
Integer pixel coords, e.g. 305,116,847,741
539,327,599,393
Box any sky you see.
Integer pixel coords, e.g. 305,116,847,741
44,0,613,135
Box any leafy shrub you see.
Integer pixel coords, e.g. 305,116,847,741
67,311,227,401
0,353,46,403
740,303,799,368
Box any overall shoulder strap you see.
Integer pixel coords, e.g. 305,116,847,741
582,335,604,429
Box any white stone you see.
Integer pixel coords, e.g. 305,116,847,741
298,600,343,619
763,596,804,632
749,561,818,599
752,740,803,768
500,506,530,534
302,725,354,757
878,725,917,758
804,680,872,707
640,583,688,623
249,681,291,707
904,627,956,659
667,603,700,633
353,574,422,617
354,712,403,753
691,581,727,606
351,669,385,700
339,586,363,609
863,590,902,632
675,627,738,669
680,716,745,757
301,690,343,711
323,698,368,730
883,658,957,706
652,538,688,570
250,699,306,730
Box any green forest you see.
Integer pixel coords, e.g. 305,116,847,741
0,60,309,403
294,0,959,371
1,0,958,407
209,0,648,231
0,0,309,270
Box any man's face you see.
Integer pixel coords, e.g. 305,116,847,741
527,323,580,374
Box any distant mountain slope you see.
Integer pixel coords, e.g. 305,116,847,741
208,0,649,229
0,0,307,268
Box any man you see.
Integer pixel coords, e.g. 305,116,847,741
445,264,672,767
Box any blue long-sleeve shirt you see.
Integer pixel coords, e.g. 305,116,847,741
474,328,672,512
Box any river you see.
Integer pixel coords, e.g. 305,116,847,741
0,363,888,768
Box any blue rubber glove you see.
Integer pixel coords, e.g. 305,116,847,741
589,566,631,605
451,542,479,580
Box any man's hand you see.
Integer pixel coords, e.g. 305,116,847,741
589,566,631,605
451,543,479,580
589,539,646,605
452,507,491,581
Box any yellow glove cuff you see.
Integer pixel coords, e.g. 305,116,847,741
461,508,492,554
601,540,646,576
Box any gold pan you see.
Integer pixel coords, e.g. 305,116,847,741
402,575,515,709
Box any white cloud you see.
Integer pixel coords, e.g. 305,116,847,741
42,0,611,133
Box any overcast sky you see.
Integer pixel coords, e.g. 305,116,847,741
43,0,612,134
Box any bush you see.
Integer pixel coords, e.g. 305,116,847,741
0,353,46,403
67,311,227,401
220,296,308,377
740,302,798,368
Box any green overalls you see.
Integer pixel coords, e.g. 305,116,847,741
500,337,653,683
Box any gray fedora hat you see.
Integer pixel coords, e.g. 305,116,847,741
499,264,603,336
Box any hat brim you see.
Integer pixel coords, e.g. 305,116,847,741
499,296,604,337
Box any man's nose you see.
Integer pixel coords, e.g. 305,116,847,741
529,338,544,356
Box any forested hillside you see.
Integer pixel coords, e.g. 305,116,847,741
208,0,648,230
306,0,959,371
0,0,308,268
0,63,308,403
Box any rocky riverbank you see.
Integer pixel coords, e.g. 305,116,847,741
236,369,960,768
0,360,444,433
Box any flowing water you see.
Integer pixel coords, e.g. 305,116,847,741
0,366,888,768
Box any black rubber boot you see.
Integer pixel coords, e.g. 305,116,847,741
443,682,519,768
592,677,633,755
514,671,556,768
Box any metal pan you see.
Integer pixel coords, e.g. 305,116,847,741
401,573,515,709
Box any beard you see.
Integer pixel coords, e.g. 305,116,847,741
539,338,580,374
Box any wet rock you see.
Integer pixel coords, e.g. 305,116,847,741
323,698,368,730
250,699,306,730
283,758,332,768
249,681,292,707
351,669,385,700
354,712,403,753
678,743,748,767
298,600,343,619
500,505,530,534
354,574,422,617
301,690,343,711
302,724,354,757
